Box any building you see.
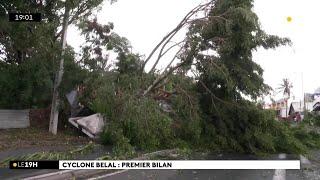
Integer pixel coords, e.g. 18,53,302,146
288,101,313,118
309,87,320,113
265,98,289,118
271,98,287,110
312,98,320,114
313,102,320,111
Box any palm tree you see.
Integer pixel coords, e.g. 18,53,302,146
277,78,293,118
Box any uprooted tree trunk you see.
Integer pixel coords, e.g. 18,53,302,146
49,2,70,135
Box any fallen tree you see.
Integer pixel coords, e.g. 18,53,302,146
78,0,320,155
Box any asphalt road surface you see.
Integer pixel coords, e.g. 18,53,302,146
90,169,297,180
1,151,319,180
87,152,320,180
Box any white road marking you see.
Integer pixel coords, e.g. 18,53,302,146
23,170,74,180
278,154,286,159
87,169,129,180
273,169,286,180
273,154,287,180
300,155,311,165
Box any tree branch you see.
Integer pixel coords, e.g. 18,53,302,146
162,46,184,73
142,0,214,72
143,61,187,96
54,2,89,40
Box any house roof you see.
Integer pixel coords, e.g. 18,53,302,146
289,101,314,113
290,102,303,112
313,99,320,111
314,102,320,111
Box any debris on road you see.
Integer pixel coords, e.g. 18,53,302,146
69,113,105,138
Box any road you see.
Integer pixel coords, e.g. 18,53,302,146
88,152,320,180
0,145,112,180
90,169,292,180
89,166,319,180
1,151,319,180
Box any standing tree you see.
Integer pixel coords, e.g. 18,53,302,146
277,78,293,118
0,0,63,109
49,0,70,135
0,0,118,134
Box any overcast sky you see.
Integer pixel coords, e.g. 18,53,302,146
67,0,320,101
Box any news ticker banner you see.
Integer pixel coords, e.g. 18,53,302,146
9,160,300,170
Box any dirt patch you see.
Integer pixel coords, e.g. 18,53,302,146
0,127,90,152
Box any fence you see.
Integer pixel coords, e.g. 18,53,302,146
0,109,30,129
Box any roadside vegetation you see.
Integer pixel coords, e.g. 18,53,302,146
0,128,90,152
0,142,95,167
0,0,319,160
303,112,320,127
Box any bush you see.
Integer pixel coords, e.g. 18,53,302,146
200,100,312,155
0,48,88,110
101,123,135,157
303,112,320,127
115,96,175,151
0,60,53,109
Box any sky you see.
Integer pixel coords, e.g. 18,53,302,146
67,0,320,102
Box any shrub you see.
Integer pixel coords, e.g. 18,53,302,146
200,100,311,154
303,112,320,127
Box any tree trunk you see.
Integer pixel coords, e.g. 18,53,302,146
143,61,186,96
49,2,70,135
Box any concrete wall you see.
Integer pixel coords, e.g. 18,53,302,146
0,110,30,129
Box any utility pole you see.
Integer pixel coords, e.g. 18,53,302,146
49,1,70,135
301,72,306,112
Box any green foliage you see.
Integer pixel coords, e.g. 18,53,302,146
101,123,135,158
0,59,54,109
0,0,120,109
1,0,318,157
166,0,315,155
303,112,320,127
169,75,202,143
90,74,175,151
272,123,307,154
188,0,290,100
199,100,300,154
77,18,137,73
84,71,205,154
0,46,89,109
291,125,320,149
0,142,95,167
0,1,61,108
79,0,320,156
116,52,143,74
